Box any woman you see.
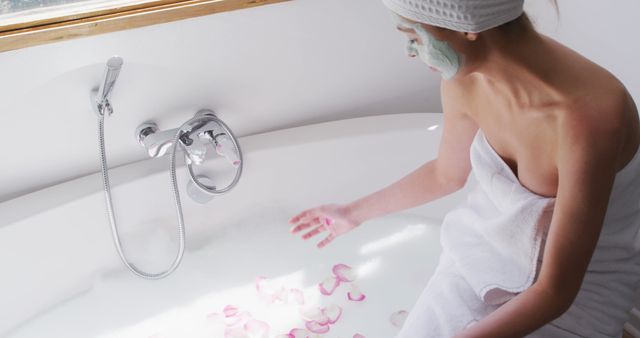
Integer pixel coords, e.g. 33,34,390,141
289,0,640,336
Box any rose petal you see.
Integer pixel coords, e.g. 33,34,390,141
305,320,330,334
316,312,331,326
225,310,252,327
223,305,239,318
271,286,289,304
347,292,366,301
347,284,366,302
353,334,366,338
390,310,409,328
318,275,340,296
332,263,356,282
289,288,305,306
256,277,289,304
323,304,342,324
244,319,270,338
256,277,275,298
255,276,268,292
289,328,311,338
298,306,327,323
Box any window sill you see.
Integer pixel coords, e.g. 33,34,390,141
0,0,289,53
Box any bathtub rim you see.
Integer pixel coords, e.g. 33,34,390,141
0,112,444,228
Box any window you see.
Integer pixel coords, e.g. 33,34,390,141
0,0,168,30
0,0,288,52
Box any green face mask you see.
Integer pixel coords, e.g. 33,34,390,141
393,14,461,80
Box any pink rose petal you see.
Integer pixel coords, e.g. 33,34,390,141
323,304,342,324
289,328,311,338
390,310,409,328
332,263,356,282
298,306,326,323
224,310,252,327
316,312,331,326
256,277,275,299
353,334,366,338
318,275,340,296
274,286,289,303
347,284,366,302
324,217,334,226
244,319,270,338
289,288,305,306
223,305,239,317
255,276,267,288
256,276,288,304
305,320,330,334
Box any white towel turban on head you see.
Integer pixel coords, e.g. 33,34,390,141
381,0,525,33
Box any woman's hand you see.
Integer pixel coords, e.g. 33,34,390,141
289,204,361,249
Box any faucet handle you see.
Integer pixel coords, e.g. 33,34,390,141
184,137,208,165
214,134,241,168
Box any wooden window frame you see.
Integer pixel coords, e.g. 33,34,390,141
0,0,289,53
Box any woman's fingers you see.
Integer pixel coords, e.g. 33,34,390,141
302,224,326,240
289,206,345,249
288,210,309,225
289,208,313,224
290,221,312,234
317,234,335,249
290,215,322,234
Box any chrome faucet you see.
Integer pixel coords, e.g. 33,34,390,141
136,109,243,196
135,109,241,167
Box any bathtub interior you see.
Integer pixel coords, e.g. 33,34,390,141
0,113,474,337
8,212,447,338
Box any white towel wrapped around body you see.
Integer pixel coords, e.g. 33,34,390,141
396,129,640,338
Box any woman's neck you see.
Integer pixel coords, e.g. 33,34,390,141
468,28,566,111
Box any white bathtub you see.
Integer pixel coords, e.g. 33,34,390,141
0,112,473,338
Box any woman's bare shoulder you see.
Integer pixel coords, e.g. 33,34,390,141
559,81,639,172
564,76,633,131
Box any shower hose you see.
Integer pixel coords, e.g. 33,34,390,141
97,107,196,280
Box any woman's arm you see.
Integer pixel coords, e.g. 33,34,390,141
290,81,478,248
347,81,479,224
454,109,622,338
346,158,465,224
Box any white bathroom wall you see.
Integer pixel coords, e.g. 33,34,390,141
0,0,436,202
0,0,639,202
